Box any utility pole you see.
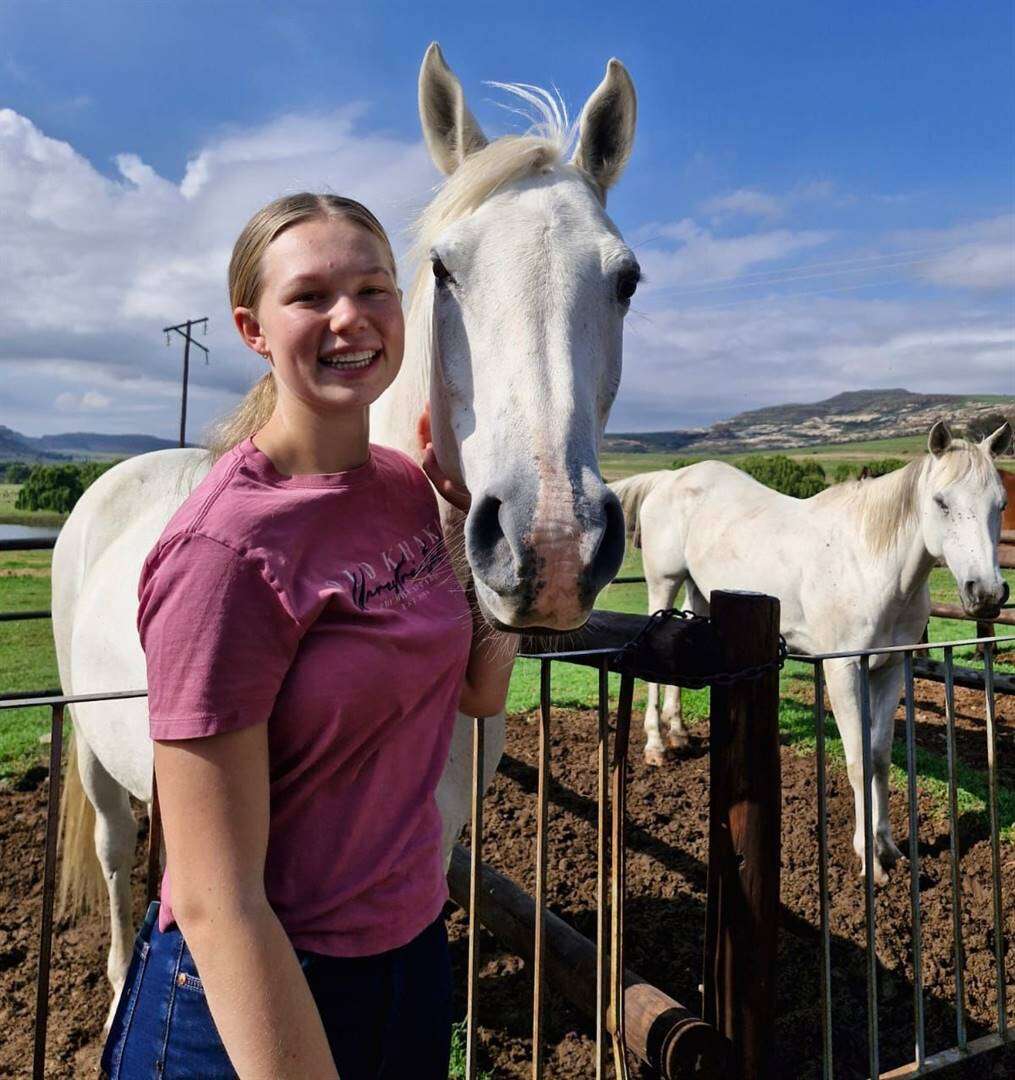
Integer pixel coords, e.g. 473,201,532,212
163,317,209,447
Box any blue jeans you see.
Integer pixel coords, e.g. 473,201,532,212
101,902,453,1079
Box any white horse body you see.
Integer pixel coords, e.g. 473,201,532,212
54,45,639,1022
613,422,1010,883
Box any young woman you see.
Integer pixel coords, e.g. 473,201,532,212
101,193,512,1079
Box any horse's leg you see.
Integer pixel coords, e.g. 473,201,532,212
662,578,708,753
868,659,906,874
76,734,139,1027
823,658,890,884
643,571,685,766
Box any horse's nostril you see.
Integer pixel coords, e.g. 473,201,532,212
1002,582,1011,605
587,491,627,593
469,494,504,552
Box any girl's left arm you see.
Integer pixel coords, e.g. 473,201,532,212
458,604,516,718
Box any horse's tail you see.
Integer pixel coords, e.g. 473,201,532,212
609,471,670,549
58,732,105,919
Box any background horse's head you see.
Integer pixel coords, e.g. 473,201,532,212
407,45,636,632
921,419,1012,618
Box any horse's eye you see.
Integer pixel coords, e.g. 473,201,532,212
431,257,454,285
934,496,949,514
617,268,640,304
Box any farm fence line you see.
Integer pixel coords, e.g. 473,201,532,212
788,635,1014,1080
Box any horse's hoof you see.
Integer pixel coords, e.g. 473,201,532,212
859,861,890,887
877,838,904,870
666,732,692,754
644,747,669,767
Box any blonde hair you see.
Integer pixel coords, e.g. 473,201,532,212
207,193,397,459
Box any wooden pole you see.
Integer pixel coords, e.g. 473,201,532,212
448,846,729,1079
703,591,782,1080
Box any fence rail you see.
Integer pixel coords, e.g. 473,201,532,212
788,636,1013,1079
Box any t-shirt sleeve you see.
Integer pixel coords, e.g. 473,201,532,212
137,532,302,740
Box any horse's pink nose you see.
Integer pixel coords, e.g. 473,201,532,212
465,486,625,628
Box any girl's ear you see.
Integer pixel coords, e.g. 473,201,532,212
234,307,269,359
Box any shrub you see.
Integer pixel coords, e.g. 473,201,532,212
14,460,120,514
737,455,827,498
831,462,856,484
670,456,704,470
862,458,906,478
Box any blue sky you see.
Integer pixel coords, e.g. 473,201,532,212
2,0,1012,437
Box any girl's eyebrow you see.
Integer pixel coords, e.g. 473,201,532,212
283,266,392,288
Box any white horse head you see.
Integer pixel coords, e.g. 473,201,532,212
393,44,637,632
920,419,1011,617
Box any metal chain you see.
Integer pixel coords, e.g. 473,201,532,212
617,606,788,686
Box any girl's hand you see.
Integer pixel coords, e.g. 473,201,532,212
422,443,471,513
417,405,471,512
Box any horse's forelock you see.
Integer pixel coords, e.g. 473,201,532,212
837,441,1000,556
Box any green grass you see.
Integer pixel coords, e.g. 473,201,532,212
448,1021,492,1080
0,483,67,527
0,549,61,779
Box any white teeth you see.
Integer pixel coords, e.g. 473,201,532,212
318,349,378,369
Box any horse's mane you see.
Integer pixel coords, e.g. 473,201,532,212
402,83,583,410
815,440,997,554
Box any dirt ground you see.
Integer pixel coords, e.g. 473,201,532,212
2,679,1013,1079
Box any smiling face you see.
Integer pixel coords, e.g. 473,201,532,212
236,215,405,416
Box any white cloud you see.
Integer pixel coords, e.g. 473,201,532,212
895,215,1015,291
637,218,833,292
701,188,783,221
55,390,112,412
0,106,438,437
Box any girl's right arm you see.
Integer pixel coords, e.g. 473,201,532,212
155,723,339,1079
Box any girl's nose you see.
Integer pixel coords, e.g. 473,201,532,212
330,295,369,332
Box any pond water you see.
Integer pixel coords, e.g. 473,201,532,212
0,523,61,542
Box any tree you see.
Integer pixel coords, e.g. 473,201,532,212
862,458,906,479
737,455,827,498
14,460,120,514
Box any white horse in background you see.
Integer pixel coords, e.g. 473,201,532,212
54,43,639,1021
612,420,1011,883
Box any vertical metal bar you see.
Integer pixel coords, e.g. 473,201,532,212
596,659,610,1080
532,660,552,1080
33,704,64,1080
814,663,834,1080
942,647,967,1050
466,716,485,1080
610,674,634,1080
983,643,1008,1038
859,656,880,1080
903,653,926,1068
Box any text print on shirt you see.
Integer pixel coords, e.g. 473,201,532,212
327,519,457,612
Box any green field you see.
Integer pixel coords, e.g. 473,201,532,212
602,432,1015,478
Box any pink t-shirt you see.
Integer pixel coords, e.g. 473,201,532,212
137,437,472,956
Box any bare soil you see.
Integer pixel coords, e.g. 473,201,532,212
2,683,1013,1078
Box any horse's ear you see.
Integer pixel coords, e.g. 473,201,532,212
928,419,953,457
981,420,1013,458
572,58,637,201
418,42,488,176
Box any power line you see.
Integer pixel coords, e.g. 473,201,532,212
163,318,209,447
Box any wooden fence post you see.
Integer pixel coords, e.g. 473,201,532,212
703,590,782,1080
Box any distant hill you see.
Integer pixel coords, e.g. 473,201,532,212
0,426,182,463
604,390,1015,454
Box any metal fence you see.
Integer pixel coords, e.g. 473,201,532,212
788,635,1013,1079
